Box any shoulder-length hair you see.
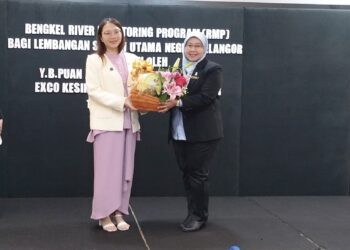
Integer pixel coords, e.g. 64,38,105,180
96,17,126,60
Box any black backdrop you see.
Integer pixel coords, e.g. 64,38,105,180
0,0,349,197
240,8,350,195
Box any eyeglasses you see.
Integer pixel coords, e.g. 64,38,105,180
102,29,122,36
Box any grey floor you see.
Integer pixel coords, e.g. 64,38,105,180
0,196,349,250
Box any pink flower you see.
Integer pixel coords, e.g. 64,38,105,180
174,74,187,87
160,71,173,79
163,81,183,100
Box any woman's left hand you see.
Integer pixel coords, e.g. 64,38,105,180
158,99,178,113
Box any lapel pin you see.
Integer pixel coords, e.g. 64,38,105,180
191,72,199,80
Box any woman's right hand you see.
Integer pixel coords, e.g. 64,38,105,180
124,97,138,111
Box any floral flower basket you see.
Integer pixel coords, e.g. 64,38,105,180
130,58,188,111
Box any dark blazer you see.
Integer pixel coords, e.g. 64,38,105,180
170,58,224,142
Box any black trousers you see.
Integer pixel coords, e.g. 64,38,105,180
172,139,220,221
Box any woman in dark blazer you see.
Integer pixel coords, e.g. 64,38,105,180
159,31,223,232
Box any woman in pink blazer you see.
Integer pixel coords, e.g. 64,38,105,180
85,18,140,232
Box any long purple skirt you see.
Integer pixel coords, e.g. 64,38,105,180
87,129,137,220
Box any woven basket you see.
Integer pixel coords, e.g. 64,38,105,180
130,89,160,111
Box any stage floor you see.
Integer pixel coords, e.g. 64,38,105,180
1,196,349,250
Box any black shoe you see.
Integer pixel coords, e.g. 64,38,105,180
180,219,206,232
181,214,192,226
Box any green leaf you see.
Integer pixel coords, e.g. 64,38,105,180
159,94,168,102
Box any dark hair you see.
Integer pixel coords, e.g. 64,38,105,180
96,17,125,59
